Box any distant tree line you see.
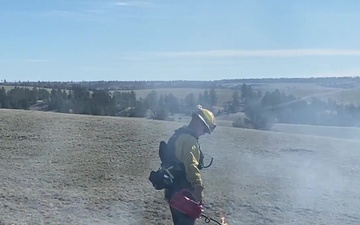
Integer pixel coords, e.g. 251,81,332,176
2,76,359,91
1,84,360,129
2,80,219,91
219,76,360,84
0,86,220,120
0,86,117,116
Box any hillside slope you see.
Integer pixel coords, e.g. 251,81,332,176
0,109,360,224
272,123,360,140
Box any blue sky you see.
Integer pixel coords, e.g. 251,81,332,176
1,0,360,81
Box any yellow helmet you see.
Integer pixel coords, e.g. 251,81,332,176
192,105,216,134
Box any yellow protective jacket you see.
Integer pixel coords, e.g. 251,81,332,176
172,127,203,191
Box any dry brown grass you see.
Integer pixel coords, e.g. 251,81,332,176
1,109,360,224
311,88,360,105
271,123,360,140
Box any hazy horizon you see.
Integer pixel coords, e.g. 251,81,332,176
2,75,359,83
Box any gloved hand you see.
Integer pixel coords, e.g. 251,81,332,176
193,185,204,203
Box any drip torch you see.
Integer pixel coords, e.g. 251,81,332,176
169,189,223,225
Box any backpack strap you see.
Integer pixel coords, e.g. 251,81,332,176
162,126,207,171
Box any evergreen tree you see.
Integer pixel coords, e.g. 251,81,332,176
227,91,240,113
165,93,179,113
130,90,136,108
209,88,217,106
203,90,210,107
70,86,91,114
49,89,64,111
146,90,158,112
0,87,8,108
91,90,116,116
185,93,196,109
197,93,203,105
158,95,165,109
131,98,147,117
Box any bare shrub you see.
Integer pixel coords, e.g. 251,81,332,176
232,114,253,129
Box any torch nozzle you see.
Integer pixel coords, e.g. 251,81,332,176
201,213,222,225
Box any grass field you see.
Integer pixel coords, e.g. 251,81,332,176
311,88,360,105
1,109,360,224
1,85,25,91
249,83,340,97
271,123,360,140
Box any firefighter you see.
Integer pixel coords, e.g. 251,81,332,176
164,105,216,225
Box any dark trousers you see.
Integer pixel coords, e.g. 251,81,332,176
170,206,196,225
165,178,196,225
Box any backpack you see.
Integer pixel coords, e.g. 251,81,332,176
148,127,213,190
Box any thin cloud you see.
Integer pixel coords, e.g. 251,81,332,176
40,9,113,23
151,49,360,58
43,10,93,18
1,1,156,21
76,66,116,72
84,9,106,14
0,10,94,20
115,1,154,8
24,59,48,63
0,59,48,64
118,55,164,61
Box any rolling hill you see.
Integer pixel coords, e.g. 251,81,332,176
1,109,360,224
